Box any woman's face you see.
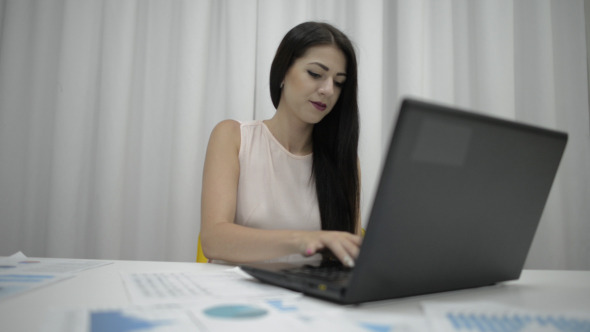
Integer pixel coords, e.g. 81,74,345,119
279,45,347,125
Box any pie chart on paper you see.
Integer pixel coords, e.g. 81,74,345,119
203,304,269,319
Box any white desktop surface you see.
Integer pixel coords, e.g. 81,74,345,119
0,258,589,332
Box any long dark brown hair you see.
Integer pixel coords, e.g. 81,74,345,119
269,22,360,234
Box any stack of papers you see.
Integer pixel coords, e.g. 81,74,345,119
42,297,429,332
41,267,430,331
36,264,590,332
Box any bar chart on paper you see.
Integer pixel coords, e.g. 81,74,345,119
423,302,590,332
90,311,173,332
42,307,199,332
445,312,590,332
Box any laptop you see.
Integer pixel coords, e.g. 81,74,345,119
240,98,568,304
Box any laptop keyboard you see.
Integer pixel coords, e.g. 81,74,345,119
284,264,352,282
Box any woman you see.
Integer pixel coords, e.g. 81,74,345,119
200,22,362,267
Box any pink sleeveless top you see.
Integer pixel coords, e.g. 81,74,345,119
235,121,321,263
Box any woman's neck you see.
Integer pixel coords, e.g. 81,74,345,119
263,113,313,156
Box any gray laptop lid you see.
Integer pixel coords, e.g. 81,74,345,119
343,98,567,303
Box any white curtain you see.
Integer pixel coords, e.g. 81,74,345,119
0,0,588,269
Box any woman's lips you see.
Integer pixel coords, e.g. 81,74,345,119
311,101,327,111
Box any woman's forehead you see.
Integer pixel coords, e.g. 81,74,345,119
295,45,347,73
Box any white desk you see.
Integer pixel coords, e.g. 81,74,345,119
1,258,589,331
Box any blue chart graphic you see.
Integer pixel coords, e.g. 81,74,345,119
90,311,171,332
0,285,26,297
358,322,394,332
266,299,298,312
0,274,54,283
0,274,55,300
203,305,268,319
446,312,590,332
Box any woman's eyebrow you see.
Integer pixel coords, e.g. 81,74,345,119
309,62,347,77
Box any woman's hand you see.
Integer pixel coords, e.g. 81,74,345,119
296,231,362,267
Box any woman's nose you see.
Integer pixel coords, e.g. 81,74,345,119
318,79,334,96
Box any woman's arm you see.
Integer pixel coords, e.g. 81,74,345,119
200,120,361,266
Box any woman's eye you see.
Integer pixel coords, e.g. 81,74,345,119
307,70,321,78
335,81,345,88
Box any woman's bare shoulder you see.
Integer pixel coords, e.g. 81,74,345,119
212,119,240,134
208,119,241,150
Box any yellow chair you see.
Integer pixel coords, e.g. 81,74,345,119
196,234,208,263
